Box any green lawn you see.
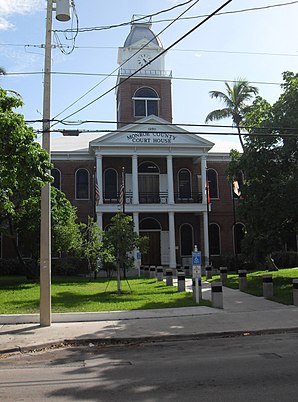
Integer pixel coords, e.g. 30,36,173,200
207,268,298,305
0,276,209,314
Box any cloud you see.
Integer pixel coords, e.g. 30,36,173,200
0,0,44,30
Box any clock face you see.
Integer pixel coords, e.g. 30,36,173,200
137,53,151,67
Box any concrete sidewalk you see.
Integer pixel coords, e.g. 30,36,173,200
1,281,297,354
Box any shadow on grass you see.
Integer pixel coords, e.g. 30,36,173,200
1,276,211,313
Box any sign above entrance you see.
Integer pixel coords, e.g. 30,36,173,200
126,131,177,144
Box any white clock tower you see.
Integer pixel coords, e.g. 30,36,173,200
116,16,172,127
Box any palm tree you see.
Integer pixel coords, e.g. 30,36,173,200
205,79,259,150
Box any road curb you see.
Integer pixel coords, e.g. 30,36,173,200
2,327,298,356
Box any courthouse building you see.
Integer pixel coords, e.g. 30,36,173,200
1,16,244,269
50,16,241,270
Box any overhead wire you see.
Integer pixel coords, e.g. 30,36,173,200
53,0,79,55
24,118,298,134
5,70,282,86
53,1,298,33
2,43,298,58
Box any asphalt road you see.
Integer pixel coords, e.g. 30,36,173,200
0,332,297,401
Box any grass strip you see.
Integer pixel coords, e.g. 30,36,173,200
0,276,210,314
206,268,298,305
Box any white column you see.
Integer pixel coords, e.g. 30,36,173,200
168,212,176,269
132,154,139,204
203,211,210,267
96,212,103,231
96,154,103,205
201,155,207,204
133,212,140,275
167,155,174,204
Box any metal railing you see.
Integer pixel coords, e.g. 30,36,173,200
103,191,202,204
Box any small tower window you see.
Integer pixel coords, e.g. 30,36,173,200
133,87,159,117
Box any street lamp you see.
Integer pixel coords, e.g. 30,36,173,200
40,0,71,327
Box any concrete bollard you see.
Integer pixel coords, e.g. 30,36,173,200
156,266,164,281
192,278,202,302
149,265,156,278
166,269,173,286
220,267,228,285
144,266,150,278
211,281,223,309
205,265,212,280
293,279,298,306
177,272,185,292
263,274,273,298
238,269,247,291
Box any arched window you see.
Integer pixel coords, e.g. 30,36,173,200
178,169,192,198
209,223,221,255
104,169,118,200
139,218,161,230
180,224,193,256
234,223,245,254
138,161,159,173
207,169,219,199
133,87,159,117
75,168,89,199
51,168,61,190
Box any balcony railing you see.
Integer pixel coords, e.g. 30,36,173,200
103,191,202,204
174,192,202,203
119,68,172,78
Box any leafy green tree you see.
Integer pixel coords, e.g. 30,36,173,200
79,216,109,278
102,213,148,294
16,187,82,278
228,72,298,266
0,88,52,271
205,79,259,150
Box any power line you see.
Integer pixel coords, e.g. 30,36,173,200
24,118,298,134
53,1,298,33
2,43,298,58
34,127,298,137
55,1,233,124
5,70,282,86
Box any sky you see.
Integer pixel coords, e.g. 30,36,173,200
1,0,298,152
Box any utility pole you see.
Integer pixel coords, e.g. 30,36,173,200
40,0,70,327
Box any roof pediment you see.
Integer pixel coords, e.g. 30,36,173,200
89,116,214,152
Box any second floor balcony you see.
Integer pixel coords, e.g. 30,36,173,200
103,191,203,205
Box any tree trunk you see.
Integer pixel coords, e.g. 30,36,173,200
116,261,121,294
237,125,245,152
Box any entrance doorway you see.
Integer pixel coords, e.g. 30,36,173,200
139,217,162,266
140,231,161,266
